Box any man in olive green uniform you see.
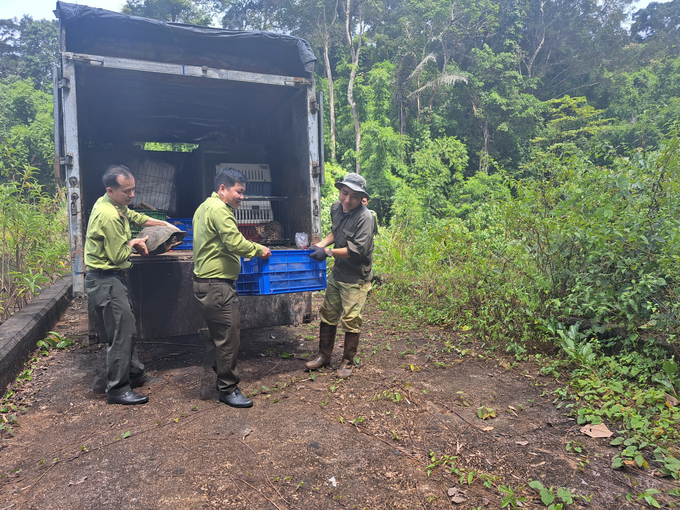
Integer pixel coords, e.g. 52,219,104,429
193,168,271,408
85,164,179,405
307,173,374,378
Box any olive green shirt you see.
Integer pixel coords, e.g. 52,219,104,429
84,194,150,271
193,192,264,280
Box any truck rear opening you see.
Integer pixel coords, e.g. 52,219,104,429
54,2,325,341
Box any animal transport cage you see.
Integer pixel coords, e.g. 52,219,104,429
129,158,178,214
166,197,290,249
237,196,290,245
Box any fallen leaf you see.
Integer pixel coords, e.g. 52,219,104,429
68,476,87,486
580,423,612,438
242,428,253,440
328,476,337,487
448,487,467,504
666,393,678,407
481,426,494,431
516,440,529,446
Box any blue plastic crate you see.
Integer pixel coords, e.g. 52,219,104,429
168,218,193,250
236,249,327,295
236,255,262,295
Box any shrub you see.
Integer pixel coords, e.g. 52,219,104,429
0,162,68,321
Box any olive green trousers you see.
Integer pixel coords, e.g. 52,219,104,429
193,280,241,394
319,274,371,333
85,273,144,397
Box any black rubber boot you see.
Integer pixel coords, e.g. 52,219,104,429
305,322,337,370
337,332,360,378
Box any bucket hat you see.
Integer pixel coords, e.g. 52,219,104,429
334,173,369,198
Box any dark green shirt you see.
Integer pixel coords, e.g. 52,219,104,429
369,209,379,236
193,192,264,280
330,201,374,284
84,194,149,270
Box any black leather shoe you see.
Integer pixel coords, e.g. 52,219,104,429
107,390,149,405
218,388,252,408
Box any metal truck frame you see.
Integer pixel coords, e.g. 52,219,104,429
53,2,325,340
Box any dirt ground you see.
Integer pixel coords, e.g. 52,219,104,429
0,293,673,509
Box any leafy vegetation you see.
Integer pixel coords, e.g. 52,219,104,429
0,161,68,322
36,331,74,355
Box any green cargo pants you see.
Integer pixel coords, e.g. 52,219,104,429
193,280,241,394
85,272,144,397
319,274,371,333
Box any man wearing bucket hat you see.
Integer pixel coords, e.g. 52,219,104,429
307,173,375,378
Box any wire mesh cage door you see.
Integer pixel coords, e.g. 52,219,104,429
236,196,290,245
128,159,177,214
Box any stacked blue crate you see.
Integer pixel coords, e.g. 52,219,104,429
237,249,327,295
166,220,326,295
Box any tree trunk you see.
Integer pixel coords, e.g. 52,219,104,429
347,62,361,173
345,0,363,173
416,77,421,122
323,42,337,162
480,120,489,174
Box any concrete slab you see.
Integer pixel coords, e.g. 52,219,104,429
0,277,72,392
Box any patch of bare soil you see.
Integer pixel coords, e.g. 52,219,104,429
0,294,671,509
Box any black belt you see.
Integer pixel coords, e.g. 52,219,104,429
193,276,235,284
86,269,128,278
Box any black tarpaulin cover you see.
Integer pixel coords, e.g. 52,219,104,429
55,2,316,77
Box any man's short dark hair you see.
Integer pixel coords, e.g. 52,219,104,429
102,165,133,189
215,168,248,192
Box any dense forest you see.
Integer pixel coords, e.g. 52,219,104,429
2,0,680,484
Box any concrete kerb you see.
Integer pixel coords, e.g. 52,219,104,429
0,276,73,392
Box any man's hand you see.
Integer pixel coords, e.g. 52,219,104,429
129,236,149,256
310,245,329,262
260,246,272,260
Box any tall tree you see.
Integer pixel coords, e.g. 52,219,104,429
0,79,55,186
392,0,493,135
276,0,343,162
213,0,282,30
122,0,212,24
343,0,365,173
0,17,58,91
631,0,680,56
517,0,635,100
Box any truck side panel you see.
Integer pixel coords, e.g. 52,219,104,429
61,54,86,295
